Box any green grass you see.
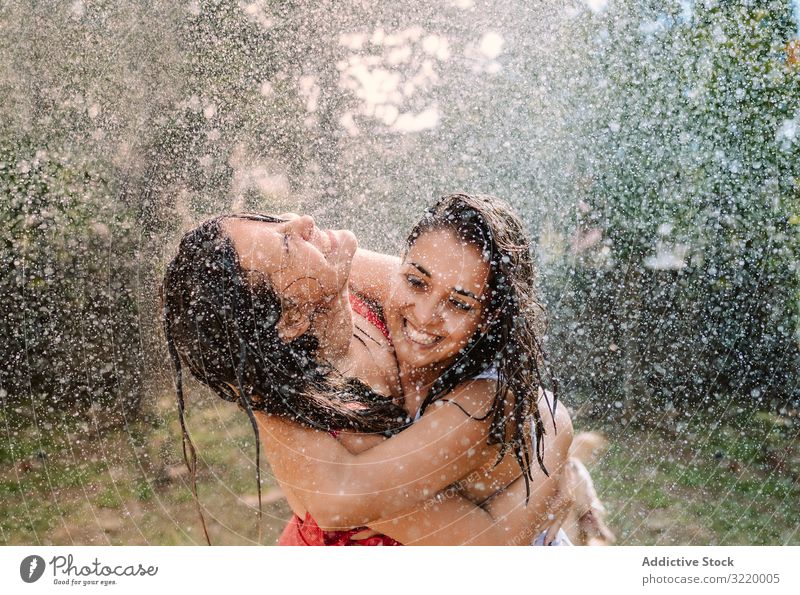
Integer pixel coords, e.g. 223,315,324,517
589,411,800,545
134,478,154,502
0,393,291,545
96,488,122,509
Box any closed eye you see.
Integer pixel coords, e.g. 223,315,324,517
406,274,426,289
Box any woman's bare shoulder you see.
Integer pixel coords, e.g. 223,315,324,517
437,377,499,419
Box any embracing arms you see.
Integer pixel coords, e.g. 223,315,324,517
368,399,573,545
350,248,400,305
257,386,573,544
256,380,500,529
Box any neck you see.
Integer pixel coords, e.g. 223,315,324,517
314,287,357,364
397,359,448,416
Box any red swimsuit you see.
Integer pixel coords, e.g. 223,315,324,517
278,511,401,546
277,292,401,546
348,292,392,345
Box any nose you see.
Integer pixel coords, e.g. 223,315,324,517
413,294,443,327
287,214,316,241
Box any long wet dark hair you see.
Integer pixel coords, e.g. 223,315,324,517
409,194,558,500
161,214,408,543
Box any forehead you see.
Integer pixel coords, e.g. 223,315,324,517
223,218,283,273
407,228,490,295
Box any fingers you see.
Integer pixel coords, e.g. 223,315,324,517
544,466,577,545
544,517,564,546
543,489,572,545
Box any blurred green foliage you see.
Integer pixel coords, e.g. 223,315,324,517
545,0,800,414
0,0,797,423
0,1,313,418
0,140,142,416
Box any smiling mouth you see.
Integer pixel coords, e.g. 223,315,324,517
402,318,443,347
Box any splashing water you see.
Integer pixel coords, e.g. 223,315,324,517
0,0,798,546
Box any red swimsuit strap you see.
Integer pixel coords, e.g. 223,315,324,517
349,292,392,344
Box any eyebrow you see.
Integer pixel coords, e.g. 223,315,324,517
410,262,431,277
234,214,288,224
409,262,481,301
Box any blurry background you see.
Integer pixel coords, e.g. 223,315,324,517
1,0,798,544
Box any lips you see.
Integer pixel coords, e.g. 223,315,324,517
325,229,338,257
402,318,443,347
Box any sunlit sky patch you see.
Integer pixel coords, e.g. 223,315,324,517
393,106,440,132
338,27,444,134
677,0,693,23
776,117,798,150
584,0,608,14
793,0,800,37
644,242,688,271
478,32,504,59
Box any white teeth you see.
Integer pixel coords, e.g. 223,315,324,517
404,319,441,346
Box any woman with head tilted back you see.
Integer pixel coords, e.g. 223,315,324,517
162,213,410,543
162,195,573,545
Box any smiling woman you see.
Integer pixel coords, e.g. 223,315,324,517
383,194,554,477
388,228,490,374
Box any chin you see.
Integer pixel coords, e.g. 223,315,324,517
397,341,455,372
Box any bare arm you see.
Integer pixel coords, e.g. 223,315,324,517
366,394,574,545
255,381,500,529
367,472,558,546
349,248,400,306
464,400,573,545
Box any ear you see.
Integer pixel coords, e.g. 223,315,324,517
275,304,312,342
